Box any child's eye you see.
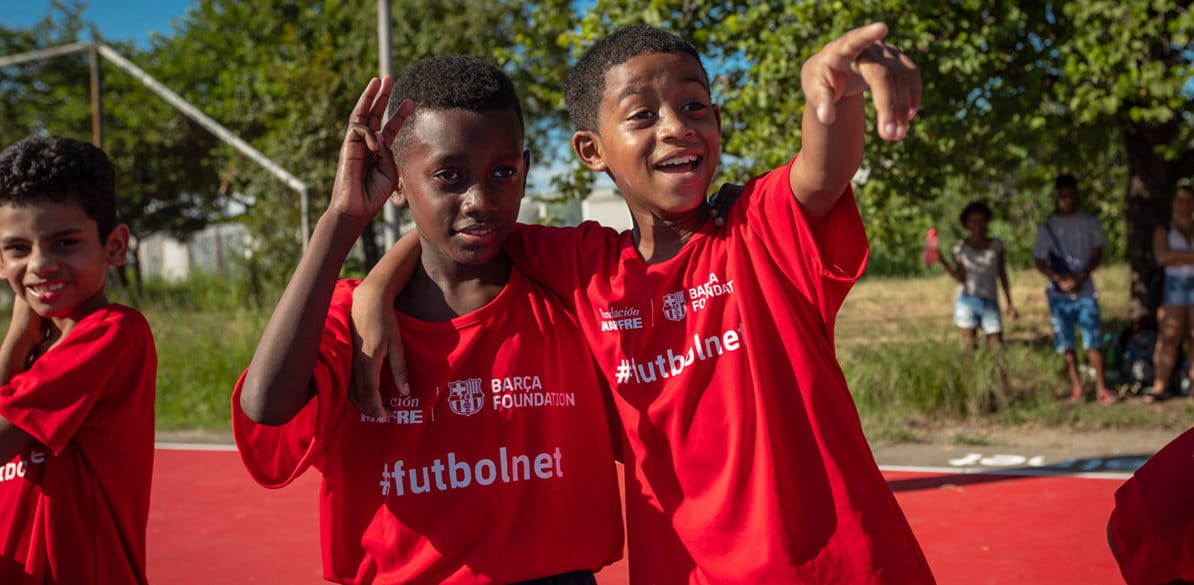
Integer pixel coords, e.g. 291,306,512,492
55,238,81,248
434,169,461,182
630,110,656,121
492,167,519,180
3,244,29,256
682,101,709,113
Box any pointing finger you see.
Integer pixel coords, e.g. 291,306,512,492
832,22,889,60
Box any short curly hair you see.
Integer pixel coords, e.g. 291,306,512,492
958,201,993,227
0,135,118,239
386,55,523,156
565,25,708,133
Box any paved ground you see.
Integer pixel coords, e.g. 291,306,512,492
147,426,1181,583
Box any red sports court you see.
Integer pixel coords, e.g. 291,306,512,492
149,444,1129,584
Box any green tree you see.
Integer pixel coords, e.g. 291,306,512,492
149,0,576,289
556,0,1191,315
0,1,228,287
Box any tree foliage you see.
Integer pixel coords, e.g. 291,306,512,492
3,1,1190,312
0,1,228,286
554,0,1191,314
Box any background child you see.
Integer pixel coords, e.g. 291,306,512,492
0,135,156,584
354,23,934,583
233,58,622,584
937,201,1017,349
1147,183,1194,401
1033,173,1115,404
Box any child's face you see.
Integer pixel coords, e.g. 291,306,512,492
395,108,527,269
0,200,127,322
1172,187,1194,220
964,212,988,238
1054,185,1078,215
574,51,720,222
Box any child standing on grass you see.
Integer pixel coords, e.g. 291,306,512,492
233,57,622,584
0,135,156,584
937,201,1017,350
1033,173,1115,405
354,23,935,583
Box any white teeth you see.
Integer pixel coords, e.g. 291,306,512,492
659,155,697,168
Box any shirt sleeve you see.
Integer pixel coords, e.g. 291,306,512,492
0,316,129,455
1032,224,1050,260
951,240,964,258
737,158,869,327
503,222,623,308
232,280,357,488
1092,216,1108,248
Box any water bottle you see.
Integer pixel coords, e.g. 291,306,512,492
923,228,940,266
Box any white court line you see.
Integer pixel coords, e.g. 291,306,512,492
152,444,1135,480
879,464,1132,481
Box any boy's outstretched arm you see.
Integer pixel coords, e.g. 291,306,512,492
792,22,921,220
239,77,412,426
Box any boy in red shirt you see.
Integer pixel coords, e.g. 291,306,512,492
354,24,931,583
0,135,156,584
1108,426,1194,585
232,56,623,584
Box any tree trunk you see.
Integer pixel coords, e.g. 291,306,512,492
1122,118,1184,321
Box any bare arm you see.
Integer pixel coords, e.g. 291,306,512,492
997,246,1017,320
939,251,965,284
1154,226,1194,266
791,22,921,220
239,78,411,426
348,230,422,417
0,296,44,461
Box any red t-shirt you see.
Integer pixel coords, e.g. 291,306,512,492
0,304,157,585
233,274,623,585
1109,426,1194,585
505,160,935,584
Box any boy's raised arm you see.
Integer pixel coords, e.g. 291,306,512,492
239,77,412,426
791,22,921,220
0,297,39,461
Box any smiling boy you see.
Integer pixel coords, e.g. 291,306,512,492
0,135,156,584
355,23,932,583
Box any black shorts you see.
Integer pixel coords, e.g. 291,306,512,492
512,570,597,585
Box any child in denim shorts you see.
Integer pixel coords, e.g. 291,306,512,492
939,201,1017,350
1033,174,1115,404
1146,183,1194,401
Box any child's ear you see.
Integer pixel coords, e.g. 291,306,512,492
389,174,409,208
571,130,608,173
105,224,131,267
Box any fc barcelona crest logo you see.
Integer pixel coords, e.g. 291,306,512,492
447,378,484,416
662,290,687,322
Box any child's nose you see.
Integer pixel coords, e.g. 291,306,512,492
460,184,499,214
28,249,56,274
658,108,696,140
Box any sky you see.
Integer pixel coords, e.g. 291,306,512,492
2,0,194,47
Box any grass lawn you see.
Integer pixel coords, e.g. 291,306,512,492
91,263,1194,440
839,264,1194,442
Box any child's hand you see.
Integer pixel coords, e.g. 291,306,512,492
1007,304,1019,322
0,296,43,379
328,77,414,222
349,283,408,418
801,22,921,142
